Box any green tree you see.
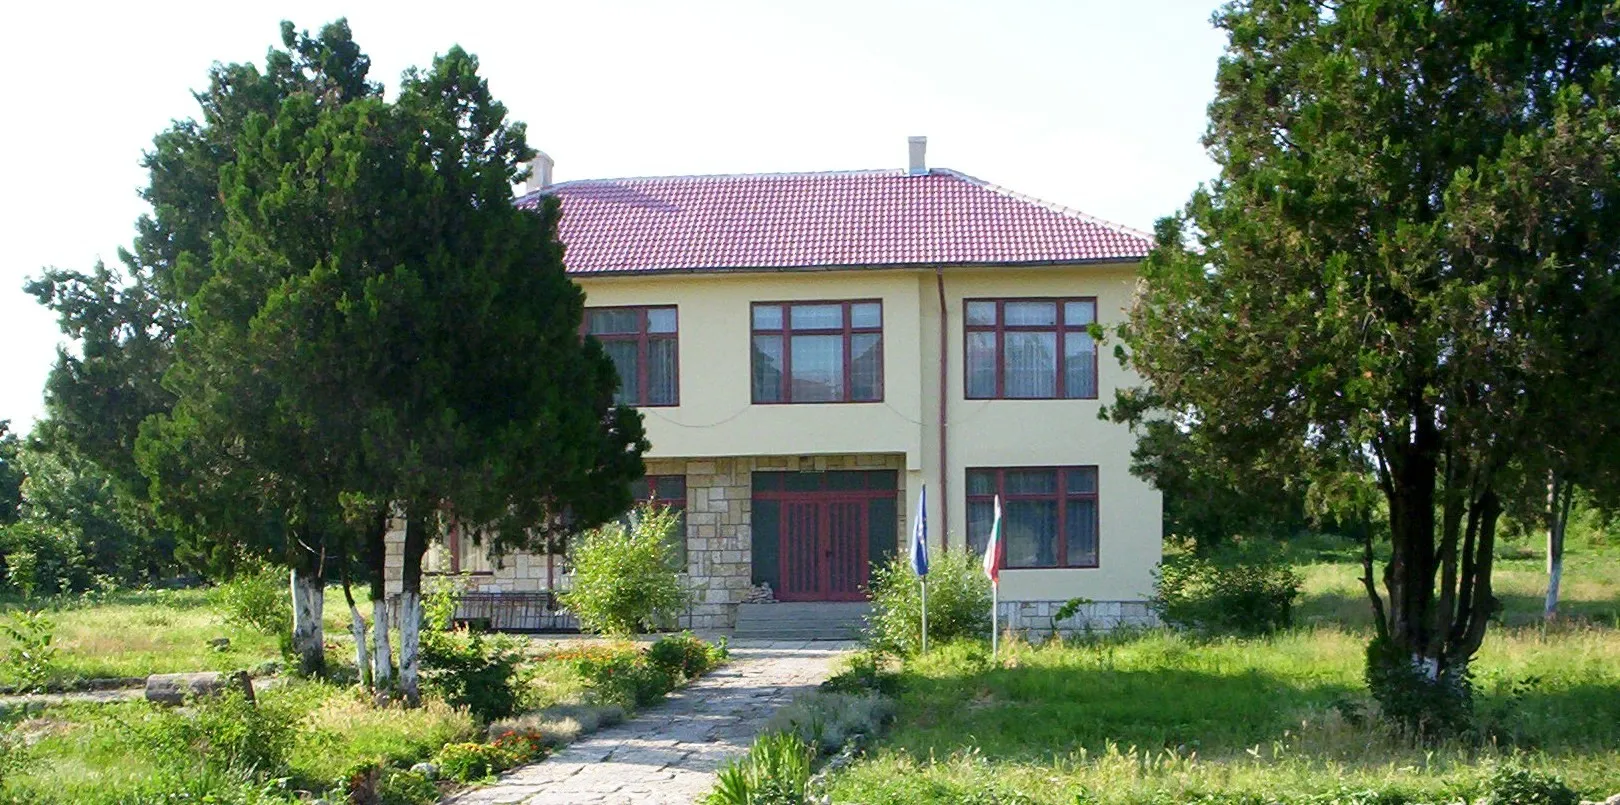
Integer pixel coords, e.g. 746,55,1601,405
0,422,21,526
1115,0,1620,730
146,29,646,699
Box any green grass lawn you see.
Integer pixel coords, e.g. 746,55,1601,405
829,540,1620,804
0,586,371,688
2,678,477,803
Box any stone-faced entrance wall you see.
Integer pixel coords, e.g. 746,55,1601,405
385,454,908,630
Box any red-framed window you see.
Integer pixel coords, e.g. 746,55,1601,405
751,301,883,403
585,306,678,407
429,520,494,575
627,474,688,568
966,466,1099,569
964,298,1098,400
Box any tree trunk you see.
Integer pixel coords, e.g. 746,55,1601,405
398,509,429,705
368,514,393,691
341,568,370,690
289,565,325,677
1545,473,1572,621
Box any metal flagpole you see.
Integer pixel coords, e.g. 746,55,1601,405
921,580,928,654
991,580,998,659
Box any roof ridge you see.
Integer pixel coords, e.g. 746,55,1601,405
936,169,1154,243
527,167,910,195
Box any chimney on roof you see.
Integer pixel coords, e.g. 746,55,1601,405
907,136,927,175
525,151,555,193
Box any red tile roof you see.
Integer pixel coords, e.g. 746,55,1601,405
516,169,1151,275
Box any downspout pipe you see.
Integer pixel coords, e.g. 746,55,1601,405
936,266,950,550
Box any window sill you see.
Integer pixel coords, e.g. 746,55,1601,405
964,396,1100,402
749,399,886,406
1001,565,1101,571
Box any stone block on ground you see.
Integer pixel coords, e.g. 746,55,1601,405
144,671,254,706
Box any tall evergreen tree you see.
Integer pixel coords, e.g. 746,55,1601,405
1115,0,1620,731
144,34,646,698
27,19,384,673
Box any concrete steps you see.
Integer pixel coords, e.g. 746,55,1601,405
732,602,871,641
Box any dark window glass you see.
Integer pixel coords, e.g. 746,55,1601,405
963,298,1099,400
584,306,679,407
964,466,1100,568
751,301,883,403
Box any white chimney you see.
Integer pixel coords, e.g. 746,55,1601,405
907,136,927,175
525,151,555,193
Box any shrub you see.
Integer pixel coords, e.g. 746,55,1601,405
431,731,548,783
0,521,90,597
0,610,58,692
420,627,524,722
373,767,440,805
0,730,29,789
865,551,991,656
4,549,37,599
647,632,728,680
765,690,896,754
573,649,678,708
129,689,301,780
433,741,509,782
1364,634,1474,739
1478,766,1579,805
561,504,688,636
210,561,293,646
1151,551,1301,636
705,732,815,805
340,762,440,805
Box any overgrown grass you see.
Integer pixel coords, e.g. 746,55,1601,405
830,539,1620,804
0,586,370,687
0,678,475,802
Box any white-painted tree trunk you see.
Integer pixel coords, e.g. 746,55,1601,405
1545,558,1563,620
349,599,371,689
289,569,325,675
372,596,393,690
1545,473,1571,621
398,590,422,703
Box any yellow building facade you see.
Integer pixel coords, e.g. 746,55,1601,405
398,150,1163,634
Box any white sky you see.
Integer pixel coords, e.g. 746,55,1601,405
0,0,1227,434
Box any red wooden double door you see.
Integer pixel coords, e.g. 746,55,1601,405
752,470,898,602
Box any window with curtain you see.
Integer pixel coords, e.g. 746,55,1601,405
751,301,883,403
964,298,1098,399
626,475,688,569
426,521,495,575
965,466,1099,568
584,306,679,407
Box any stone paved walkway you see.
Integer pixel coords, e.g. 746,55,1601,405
445,639,853,805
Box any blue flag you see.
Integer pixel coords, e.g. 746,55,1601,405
911,484,929,577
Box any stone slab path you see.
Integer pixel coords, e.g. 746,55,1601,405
445,639,853,805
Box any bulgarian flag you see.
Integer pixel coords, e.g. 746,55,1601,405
982,494,1004,585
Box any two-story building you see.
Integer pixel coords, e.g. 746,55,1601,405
387,137,1162,636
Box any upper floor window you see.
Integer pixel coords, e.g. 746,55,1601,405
586,306,678,407
964,298,1097,400
751,301,883,403
966,466,1099,569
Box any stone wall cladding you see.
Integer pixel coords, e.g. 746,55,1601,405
386,454,908,631
684,454,907,630
997,599,1158,638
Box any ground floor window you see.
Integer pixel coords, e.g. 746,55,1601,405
628,474,688,568
966,466,1099,569
427,519,494,575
